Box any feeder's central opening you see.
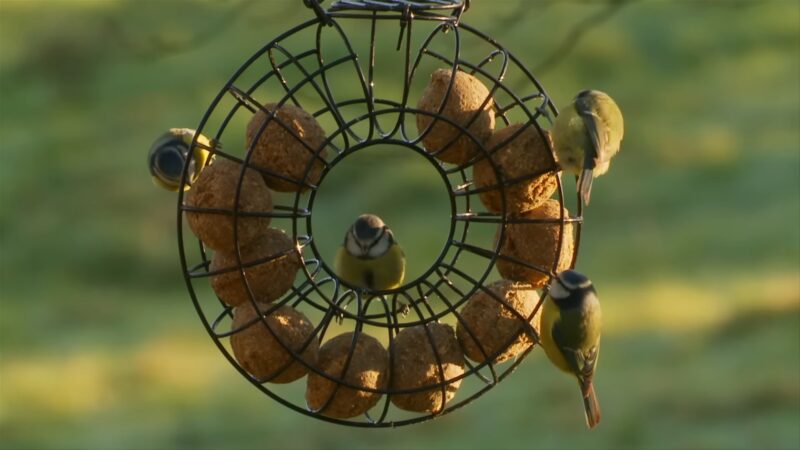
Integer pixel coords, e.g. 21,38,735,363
310,143,452,290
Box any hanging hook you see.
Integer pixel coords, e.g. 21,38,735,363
452,0,469,26
303,0,333,26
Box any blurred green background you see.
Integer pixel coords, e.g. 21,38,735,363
1,0,799,449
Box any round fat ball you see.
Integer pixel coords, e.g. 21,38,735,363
210,228,301,307
230,302,319,384
185,158,273,253
456,280,540,364
473,124,559,214
496,199,575,289
306,332,388,418
246,103,327,192
390,322,465,413
416,68,496,165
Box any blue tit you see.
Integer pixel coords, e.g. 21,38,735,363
334,214,406,292
148,128,217,191
551,90,624,206
540,270,602,429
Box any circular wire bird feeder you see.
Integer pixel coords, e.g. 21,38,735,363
177,0,583,427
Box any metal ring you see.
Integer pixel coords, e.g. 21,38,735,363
177,11,580,427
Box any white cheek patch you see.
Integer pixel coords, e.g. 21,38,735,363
548,281,570,300
345,233,362,257
367,238,390,259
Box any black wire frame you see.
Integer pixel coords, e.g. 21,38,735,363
176,5,583,428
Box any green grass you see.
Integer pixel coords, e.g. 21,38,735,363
1,1,799,449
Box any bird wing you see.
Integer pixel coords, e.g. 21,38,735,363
575,97,610,165
575,97,605,204
552,319,599,382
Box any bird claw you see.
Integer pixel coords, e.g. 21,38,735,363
335,301,350,325
396,303,410,318
334,291,358,324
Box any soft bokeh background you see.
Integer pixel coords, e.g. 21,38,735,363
1,0,798,449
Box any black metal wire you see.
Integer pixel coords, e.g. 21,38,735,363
177,1,582,427
329,0,467,22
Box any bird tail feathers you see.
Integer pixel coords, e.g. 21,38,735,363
578,168,594,206
580,378,601,429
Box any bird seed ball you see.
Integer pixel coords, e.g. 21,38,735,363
246,103,328,192
495,199,575,289
230,302,319,384
210,228,302,307
390,322,466,413
456,280,540,364
306,332,389,418
473,124,559,214
416,68,496,165
185,158,273,253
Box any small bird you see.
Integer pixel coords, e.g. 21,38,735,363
334,214,406,292
540,270,602,429
148,128,217,191
551,90,624,206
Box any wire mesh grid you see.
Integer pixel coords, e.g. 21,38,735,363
177,0,583,427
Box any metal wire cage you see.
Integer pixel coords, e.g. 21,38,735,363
177,0,583,427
